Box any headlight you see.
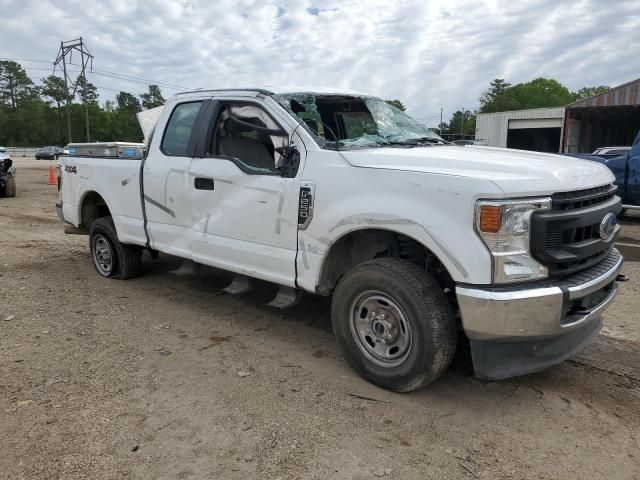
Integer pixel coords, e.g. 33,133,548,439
475,198,551,283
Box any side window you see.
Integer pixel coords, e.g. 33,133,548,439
210,104,285,174
161,101,202,156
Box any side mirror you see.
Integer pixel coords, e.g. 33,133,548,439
276,145,300,178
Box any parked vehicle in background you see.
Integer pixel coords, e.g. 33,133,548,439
57,87,625,392
0,152,16,197
567,131,640,211
593,146,631,156
452,139,488,146
35,146,59,160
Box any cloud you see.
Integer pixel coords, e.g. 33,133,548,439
0,0,639,124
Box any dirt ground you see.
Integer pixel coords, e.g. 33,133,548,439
2,159,640,480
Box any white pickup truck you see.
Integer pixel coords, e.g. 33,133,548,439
57,87,626,392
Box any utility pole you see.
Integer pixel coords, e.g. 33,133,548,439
440,107,443,134
54,37,94,143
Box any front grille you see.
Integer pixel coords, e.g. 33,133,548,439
531,185,621,277
545,222,604,250
551,184,617,212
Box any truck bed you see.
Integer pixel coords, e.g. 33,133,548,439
58,144,147,247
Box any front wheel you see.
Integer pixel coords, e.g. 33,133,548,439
331,258,457,392
89,217,142,280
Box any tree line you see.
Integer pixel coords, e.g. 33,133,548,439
0,60,165,147
438,78,610,139
0,59,612,146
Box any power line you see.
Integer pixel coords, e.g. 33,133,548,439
68,64,186,90
74,64,189,90
0,57,52,64
22,67,167,97
22,67,58,72
2,56,189,91
22,67,168,92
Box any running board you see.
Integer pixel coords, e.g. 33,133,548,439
223,275,253,295
267,285,302,309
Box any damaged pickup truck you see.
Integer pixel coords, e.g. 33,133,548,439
56,87,626,391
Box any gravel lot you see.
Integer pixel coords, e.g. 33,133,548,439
1,159,640,480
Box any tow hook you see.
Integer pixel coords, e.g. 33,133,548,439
616,274,629,282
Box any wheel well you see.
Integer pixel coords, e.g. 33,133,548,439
79,191,111,232
317,229,454,295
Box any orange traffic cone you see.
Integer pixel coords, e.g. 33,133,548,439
48,165,57,185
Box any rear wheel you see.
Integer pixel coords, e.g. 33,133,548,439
89,217,142,280
331,258,457,392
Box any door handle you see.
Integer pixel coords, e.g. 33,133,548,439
194,177,214,190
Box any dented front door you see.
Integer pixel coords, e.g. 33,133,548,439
189,158,300,286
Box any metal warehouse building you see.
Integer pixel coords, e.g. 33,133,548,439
563,78,640,153
475,107,565,152
475,78,640,154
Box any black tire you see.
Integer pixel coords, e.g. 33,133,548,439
331,258,457,392
4,177,16,197
89,217,142,280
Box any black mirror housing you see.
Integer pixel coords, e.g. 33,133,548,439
277,146,300,178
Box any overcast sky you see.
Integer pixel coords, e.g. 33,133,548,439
1,0,639,123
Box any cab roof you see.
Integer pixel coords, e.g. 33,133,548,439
173,86,370,98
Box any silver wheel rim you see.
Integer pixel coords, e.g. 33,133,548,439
93,234,114,275
349,290,413,368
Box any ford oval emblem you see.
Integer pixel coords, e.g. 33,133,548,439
599,212,617,241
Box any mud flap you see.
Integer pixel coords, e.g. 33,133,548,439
267,285,302,309
170,260,201,276
223,275,253,295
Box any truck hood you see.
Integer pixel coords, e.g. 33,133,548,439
341,145,615,196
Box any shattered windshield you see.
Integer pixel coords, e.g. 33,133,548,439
274,93,445,150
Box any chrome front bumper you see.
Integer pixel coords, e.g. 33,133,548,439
456,249,623,341
456,249,624,380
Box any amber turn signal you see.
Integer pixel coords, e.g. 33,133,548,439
478,205,501,233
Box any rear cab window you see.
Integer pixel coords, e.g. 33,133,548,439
161,101,202,156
